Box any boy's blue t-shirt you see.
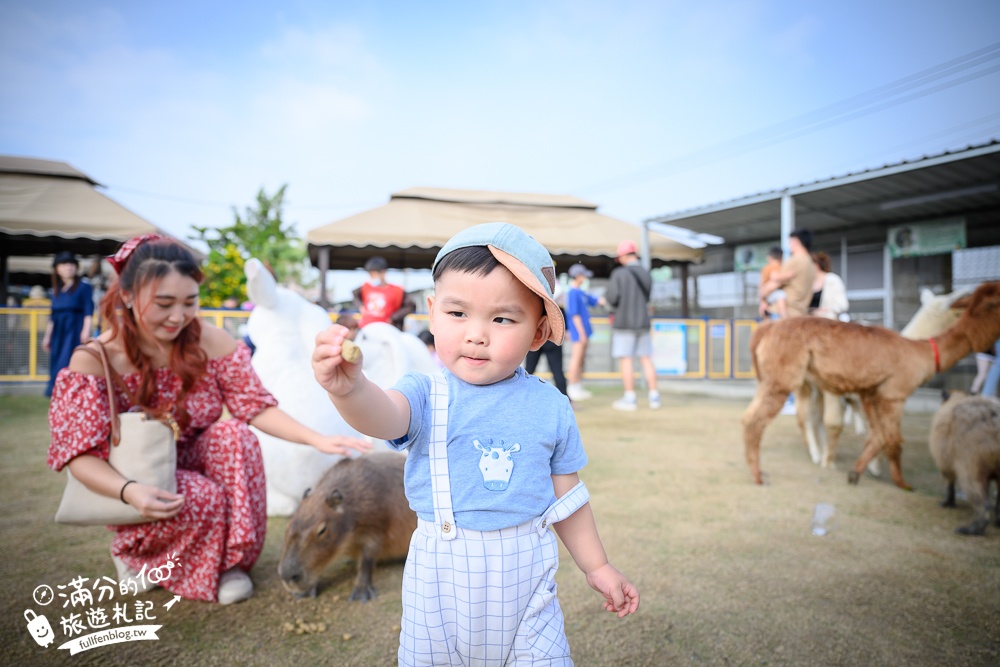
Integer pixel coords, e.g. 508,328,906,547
565,287,598,342
389,367,588,531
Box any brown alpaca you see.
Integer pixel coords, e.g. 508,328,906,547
743,281,1000,490
800,287,973,473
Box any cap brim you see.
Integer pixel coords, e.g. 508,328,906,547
488,245,565,345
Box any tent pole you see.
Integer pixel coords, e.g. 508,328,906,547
318,247,330,308
0,254,8,303
640,222,651,270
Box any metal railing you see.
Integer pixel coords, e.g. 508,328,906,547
0,308,760,386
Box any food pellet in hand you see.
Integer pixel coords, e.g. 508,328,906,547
341,339,361,363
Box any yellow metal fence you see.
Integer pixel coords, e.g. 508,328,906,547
0,309,759,385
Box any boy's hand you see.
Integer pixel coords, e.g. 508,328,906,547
313,325,364,397
585,563,640,618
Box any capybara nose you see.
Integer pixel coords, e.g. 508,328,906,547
287,573,302,584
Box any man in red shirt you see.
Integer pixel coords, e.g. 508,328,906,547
352,256,416,330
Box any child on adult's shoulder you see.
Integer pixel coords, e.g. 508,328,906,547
313,222,638,665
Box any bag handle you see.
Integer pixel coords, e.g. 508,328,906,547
74,341,181,445
74,341,125,446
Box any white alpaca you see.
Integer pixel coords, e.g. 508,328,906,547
801,286,973,473
244,259,437,515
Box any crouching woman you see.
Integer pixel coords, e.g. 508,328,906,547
47,235,369,604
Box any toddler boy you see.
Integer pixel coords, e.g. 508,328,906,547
313,222,639,665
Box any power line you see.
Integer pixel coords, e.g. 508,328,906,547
578,41,1000,194
105,184,381,217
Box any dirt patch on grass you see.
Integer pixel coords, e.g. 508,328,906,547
2,388,998,666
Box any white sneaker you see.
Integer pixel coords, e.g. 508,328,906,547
648,393,662,410
217,568,254,605
112,553,158,594
612,396,637,412
568,385,593,401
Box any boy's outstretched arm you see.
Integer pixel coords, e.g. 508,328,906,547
312,324,410,441
551,473,640,618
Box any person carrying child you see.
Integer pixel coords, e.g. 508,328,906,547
757,245,787,319
313,222,639,665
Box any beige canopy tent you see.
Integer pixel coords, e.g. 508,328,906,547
307,187,704,306
0,155,199,299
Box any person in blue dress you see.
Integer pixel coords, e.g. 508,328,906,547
42,252,93,396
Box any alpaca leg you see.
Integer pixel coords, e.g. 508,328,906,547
993,477,1000,527
871,399,910,490
820,391,843,468
798,384,822,465
743,386,788,485
848,398,885,485
845,395,867,436
844,394,879,474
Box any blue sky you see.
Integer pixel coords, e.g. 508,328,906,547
2,0,999,247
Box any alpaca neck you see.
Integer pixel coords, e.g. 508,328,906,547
933,325,974,373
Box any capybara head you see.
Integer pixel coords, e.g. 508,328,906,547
278,482,354,599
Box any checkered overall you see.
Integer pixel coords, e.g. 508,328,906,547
399,374,590,666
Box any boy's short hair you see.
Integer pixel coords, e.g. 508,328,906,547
432,245,499,281
432,223,565,345
767,246,783,261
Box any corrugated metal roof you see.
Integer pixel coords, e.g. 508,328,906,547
645,141,1000,246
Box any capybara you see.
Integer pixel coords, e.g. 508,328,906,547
929,391,1000,535
278,452,416,600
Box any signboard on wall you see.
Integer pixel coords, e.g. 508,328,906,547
651,321,687,375
887,218,966,258
734,241,780,272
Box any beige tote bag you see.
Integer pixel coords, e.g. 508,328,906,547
54,341,178,526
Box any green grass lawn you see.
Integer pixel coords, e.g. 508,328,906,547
2,390,998,666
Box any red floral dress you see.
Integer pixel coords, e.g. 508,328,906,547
47,344,277,602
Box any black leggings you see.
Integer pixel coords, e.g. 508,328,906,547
524,341,568,396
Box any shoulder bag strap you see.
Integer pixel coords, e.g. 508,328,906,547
74,341,124,447
626,265,651,300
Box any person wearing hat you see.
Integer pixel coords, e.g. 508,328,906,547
42,251,93,397
314,222,639,665
22,285,51,307
351,255,416,330
603,240,661,411
565,263,599,401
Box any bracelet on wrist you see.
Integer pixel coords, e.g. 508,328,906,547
119,480,137,504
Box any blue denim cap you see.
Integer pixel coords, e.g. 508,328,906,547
433,222,565,345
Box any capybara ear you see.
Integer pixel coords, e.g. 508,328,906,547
941,388,951,402
326,489,344,509
302,487,312,499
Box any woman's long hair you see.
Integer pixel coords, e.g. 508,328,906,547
100,240,207,428
51,264,81,295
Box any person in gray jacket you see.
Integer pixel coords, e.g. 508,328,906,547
602,240,661,411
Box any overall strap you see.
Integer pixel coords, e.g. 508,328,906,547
537,481,590,533
427,373,457,541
